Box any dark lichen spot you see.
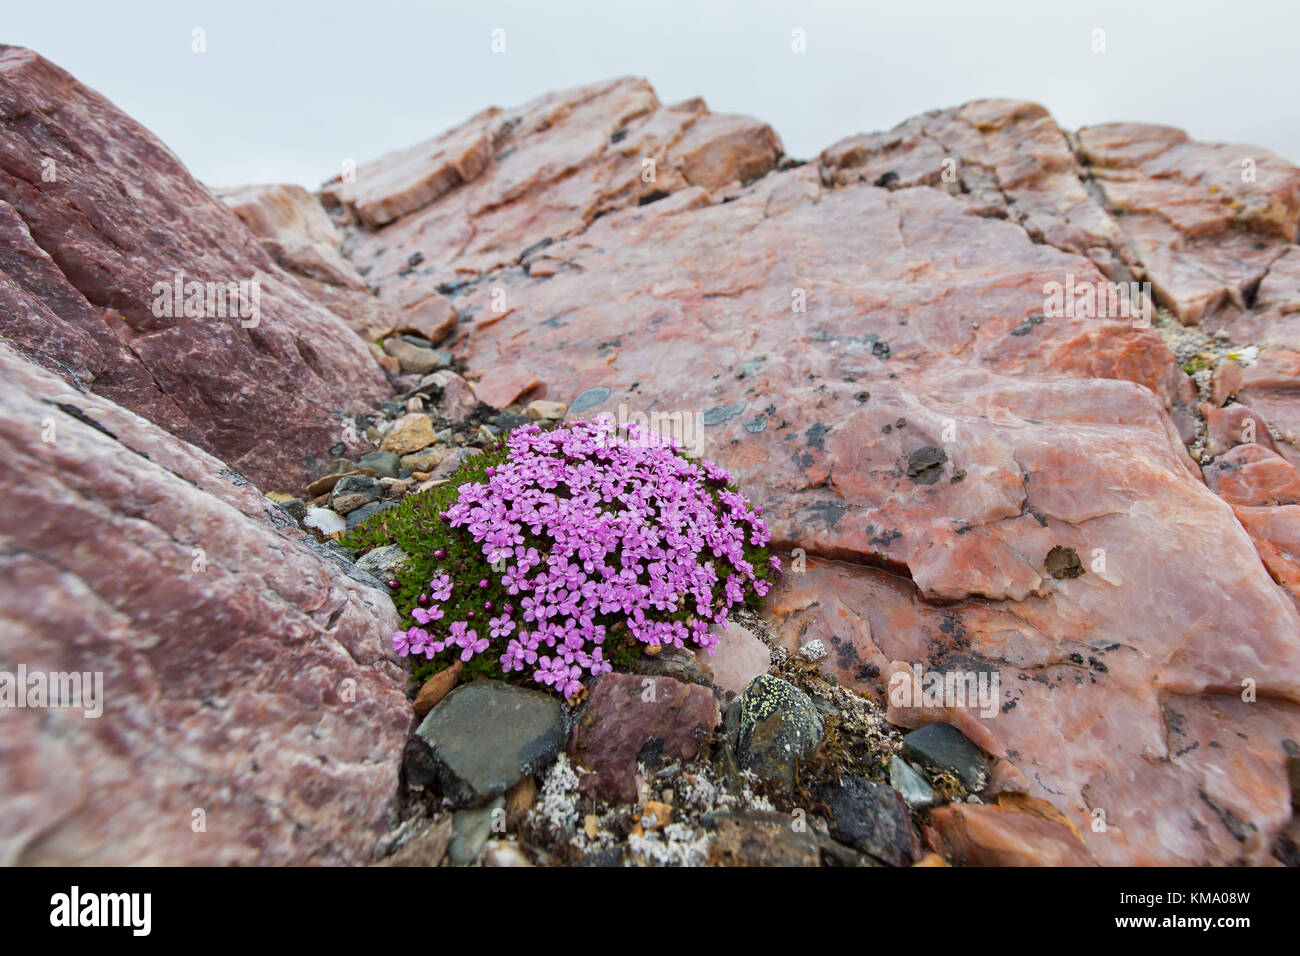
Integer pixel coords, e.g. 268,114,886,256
806,500,847,527
906,445,948,485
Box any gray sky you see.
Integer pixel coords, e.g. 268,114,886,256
6,0,1297,189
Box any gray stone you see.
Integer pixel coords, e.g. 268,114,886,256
408,681,565,807
357,450,401,479
330,474,383,514
901,722,991,791
570,386,611,414
449,797,505,863
819,776,921,866
346,500,398,531
356,544,410,578
734,674,824,787
275,497,307,522
702,402,746,425
890,755,939,809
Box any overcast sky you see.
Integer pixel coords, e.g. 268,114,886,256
6,0,1296,189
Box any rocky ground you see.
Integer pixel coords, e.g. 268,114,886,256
3,47,1300,865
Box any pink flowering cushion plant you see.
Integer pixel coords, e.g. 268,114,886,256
341,418,779,698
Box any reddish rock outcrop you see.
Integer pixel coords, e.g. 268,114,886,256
329,79,1300,864
0,47,389,489
0,342,411,864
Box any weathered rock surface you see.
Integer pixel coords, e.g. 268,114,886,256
568,672,719,803
0,47,390,489
0,342,410,864
330,78,1300,864
703,811,821,867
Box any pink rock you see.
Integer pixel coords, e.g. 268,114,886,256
0,342,410,864
701,622,771,696
1204,443,1300,507
1211,359,1244,406
1203,402,1280,457
473,363,541,409
331,78,781,289
568,673,719,804
0,47,388,489
930,801,1097,867
395,295,458,345
1235,348,1300,467
1077,123,1300,324
666,112,783,193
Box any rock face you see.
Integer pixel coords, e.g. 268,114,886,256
331,78,1300,865
0,342,411,865
0,47,390,489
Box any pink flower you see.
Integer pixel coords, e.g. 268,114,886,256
412,605,444,625
429,573,453,602
399,420,775,697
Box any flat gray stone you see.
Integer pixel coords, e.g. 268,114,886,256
450,797,505,863
901,722,991,791
358,450,401,479
410,681,565,807
345,499,397,531
570,386,611,414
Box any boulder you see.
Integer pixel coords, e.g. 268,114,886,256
0,47,389,489
734,675,824,788
0,341,410,864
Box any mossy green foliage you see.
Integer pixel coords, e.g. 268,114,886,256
341,428,778,689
